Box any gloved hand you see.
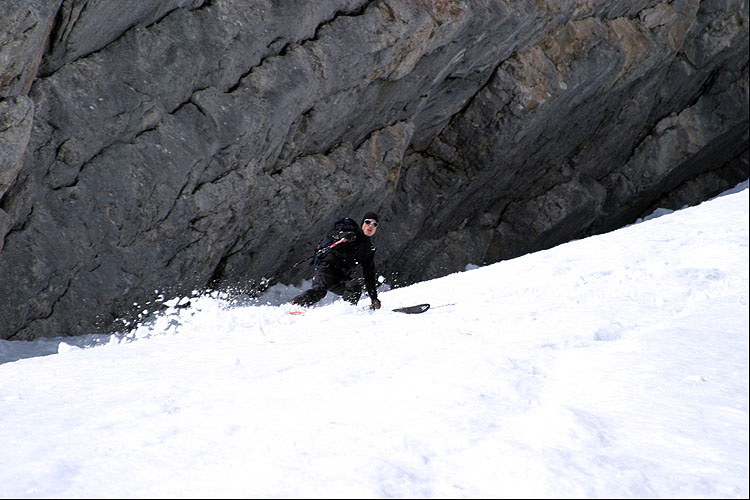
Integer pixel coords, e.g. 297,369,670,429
371,298,381,310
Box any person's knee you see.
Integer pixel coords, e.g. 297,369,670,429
292,288,326,306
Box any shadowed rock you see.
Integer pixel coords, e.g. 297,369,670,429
0,0,747,339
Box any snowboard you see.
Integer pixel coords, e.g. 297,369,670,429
387,303,431,314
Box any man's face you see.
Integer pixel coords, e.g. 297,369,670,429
362,218,378,237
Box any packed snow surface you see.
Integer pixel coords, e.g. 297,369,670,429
1,182,748,498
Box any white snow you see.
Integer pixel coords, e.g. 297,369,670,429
1,181,748,499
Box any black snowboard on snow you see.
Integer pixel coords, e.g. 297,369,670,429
388,303,430,314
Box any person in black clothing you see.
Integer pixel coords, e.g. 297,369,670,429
291,212,382,309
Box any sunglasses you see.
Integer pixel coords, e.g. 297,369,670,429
363,219,379,227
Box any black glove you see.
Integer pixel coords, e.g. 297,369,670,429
371,298,381,310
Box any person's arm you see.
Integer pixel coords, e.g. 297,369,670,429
361,250,380,308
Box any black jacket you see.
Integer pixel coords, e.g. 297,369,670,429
318,221,378,300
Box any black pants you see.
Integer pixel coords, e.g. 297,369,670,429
292,264,363,306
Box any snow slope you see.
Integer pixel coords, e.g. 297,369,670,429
0,183,747,498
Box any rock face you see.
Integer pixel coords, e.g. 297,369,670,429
1,0,747,340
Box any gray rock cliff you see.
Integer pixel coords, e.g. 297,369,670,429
1,0,747,340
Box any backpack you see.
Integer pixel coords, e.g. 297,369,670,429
313,217,359,266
